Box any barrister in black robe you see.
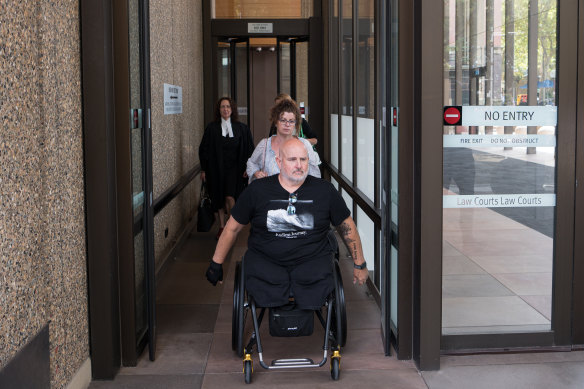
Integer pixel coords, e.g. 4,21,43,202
199,97,254,238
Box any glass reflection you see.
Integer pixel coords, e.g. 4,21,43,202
217,42,231,99
442,0,557,335
341,0,353,181
212,0,313,19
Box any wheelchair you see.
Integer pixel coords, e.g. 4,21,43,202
231,234,347,384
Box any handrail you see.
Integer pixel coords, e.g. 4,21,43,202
133,165,201,235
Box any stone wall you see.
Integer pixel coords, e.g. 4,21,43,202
149,0,205,268
0,1,89,388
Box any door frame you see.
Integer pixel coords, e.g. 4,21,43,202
412,0,580,370
569,0,584,346
202,15,324,153
81,0,122,379
204,17,310,124
113,0,157,365
82,0,156,376
112,0,141,366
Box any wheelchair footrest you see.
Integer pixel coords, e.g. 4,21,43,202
271,358,315,367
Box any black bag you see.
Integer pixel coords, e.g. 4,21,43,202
197,183,215,232
269,303,314,337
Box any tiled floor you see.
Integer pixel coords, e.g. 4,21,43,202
201,226,425,388
422,351,584,389
88,142,584,387
89,223,426,388
442,206,552,335
88,221,584,389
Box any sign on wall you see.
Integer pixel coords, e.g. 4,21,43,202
443,134,556,148
443,105,557,127
164,83,182,115
248,23,273,33
442,105,558,209
444,194,556,208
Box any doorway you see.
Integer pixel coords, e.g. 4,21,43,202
419,1,584,363
212,34,311,146
115,0,156,365
250,41,277,144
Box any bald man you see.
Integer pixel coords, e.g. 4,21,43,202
205,138,368,309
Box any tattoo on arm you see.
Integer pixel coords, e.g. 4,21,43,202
338,222,351,237
338,221,355,248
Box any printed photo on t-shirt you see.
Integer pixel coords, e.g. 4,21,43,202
267,198,314,234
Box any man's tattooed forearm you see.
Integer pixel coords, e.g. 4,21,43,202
338,222,351,237
338,222,355,248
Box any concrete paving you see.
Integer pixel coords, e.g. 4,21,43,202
89,222,584,389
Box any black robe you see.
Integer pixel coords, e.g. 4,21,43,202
199,121,254,211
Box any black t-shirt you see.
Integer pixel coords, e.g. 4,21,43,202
231,175,350,264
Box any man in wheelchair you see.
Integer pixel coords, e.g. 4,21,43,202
205,137,368,310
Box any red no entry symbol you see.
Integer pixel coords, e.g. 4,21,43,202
443,106,462,126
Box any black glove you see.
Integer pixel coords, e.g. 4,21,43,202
205,260,223,286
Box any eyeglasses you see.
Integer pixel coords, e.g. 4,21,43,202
278,118,297,126
287,193,297,215
220,105,231,109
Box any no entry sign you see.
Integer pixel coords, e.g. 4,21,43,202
443,105,557,126
443,106,462,125
458,106,557,126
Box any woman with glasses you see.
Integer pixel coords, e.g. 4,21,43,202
199,97,255,239
246,99,321,182
268,93,318,147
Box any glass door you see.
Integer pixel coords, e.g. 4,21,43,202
127,0,155,361
277,37,309,106
381,0,399,356
235,40,249,125
128,0,148,355
278,39,291,96
441,0,558,348
216,37,249,125
217,40,231,99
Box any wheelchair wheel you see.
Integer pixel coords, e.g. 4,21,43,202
244,360,252,384
330,356,340,380
232,261,245,357
332,260,347,347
